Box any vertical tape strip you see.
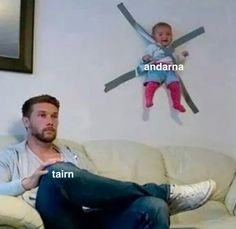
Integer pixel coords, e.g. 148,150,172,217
177,74,199,113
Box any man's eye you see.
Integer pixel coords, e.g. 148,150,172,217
39,114,46,117
52,115,58,119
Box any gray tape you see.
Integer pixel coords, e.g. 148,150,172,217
105,2,202,113
104,70,136,92
118,3,155,43
118,3,205,50
117,3,136,26
171,27,205,49
177,75,199,113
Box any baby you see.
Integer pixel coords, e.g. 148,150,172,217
140,22,188,112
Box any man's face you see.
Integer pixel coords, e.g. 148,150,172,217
23,102,59,143
153,26,172,47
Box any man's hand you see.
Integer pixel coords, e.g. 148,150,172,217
21,160,61,190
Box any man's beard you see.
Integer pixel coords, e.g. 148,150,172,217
32,129,57,143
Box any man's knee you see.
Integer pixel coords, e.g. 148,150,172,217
137,197,170,228
134,197,169,216
40,162,80,184
122,197,169,228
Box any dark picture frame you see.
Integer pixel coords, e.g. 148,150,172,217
0,0,35,73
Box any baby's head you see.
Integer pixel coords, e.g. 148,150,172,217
152,22,172,47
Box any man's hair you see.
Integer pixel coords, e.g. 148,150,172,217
22,94,60,117
152,22,172,35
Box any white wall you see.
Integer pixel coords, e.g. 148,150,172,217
0,0,236,158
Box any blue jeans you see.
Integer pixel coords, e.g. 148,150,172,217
144,70,178,86
36,162,170,229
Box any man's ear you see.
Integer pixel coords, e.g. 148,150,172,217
22,117,30,129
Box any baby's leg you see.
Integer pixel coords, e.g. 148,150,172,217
167,81,186,112
144,82,160,108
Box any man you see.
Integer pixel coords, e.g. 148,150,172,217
0,95,216,229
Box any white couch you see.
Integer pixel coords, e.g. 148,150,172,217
0,136,236,229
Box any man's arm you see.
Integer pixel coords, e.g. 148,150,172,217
0,179,26,196
20,161,58,190
0,151,59,195
0,157,26,196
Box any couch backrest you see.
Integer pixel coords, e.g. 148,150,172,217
0,136,24,151
1,136,235,202
82,141,236,201
82,140,168,184
159,146,236,201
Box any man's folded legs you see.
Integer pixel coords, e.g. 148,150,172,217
36,162,216,229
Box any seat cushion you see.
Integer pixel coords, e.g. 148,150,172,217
171,200,229,224
0,196,43,229
171,216,236,229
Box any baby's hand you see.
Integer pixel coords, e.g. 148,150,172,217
182,51,189,57
142,54,152,62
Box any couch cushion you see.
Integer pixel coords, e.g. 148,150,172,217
171,216,236,229
0,196,43,229
56,138,98,174
171,200,229,224
83,140,168,184
225,172,236,215
160,146,236,201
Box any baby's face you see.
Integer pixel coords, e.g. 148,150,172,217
153,26,172,47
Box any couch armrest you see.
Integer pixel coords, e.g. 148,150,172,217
225,173,236,216
0,195,43,228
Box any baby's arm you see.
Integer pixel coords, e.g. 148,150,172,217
175,50,189,64
142,54,153,63
182,51,189,57
141,44,157,63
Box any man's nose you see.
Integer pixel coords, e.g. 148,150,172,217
46,116,54,125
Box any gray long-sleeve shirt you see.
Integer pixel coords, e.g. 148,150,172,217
0,140,96,207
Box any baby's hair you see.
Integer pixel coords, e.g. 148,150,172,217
152,22,172,35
